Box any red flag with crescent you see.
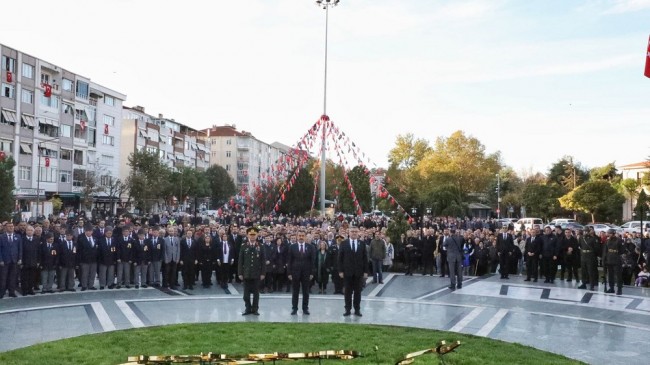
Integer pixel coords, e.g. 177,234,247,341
645,35,650,78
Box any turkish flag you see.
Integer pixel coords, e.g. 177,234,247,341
6,71,12,83
45,157,50,167
645,35,650,78
44,84,52,97
104,124,109,135
0,151,5,161
80,120,86,130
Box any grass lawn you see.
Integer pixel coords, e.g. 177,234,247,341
0,322,584,365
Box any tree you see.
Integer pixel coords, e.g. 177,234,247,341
0,155,16,221
559,180,625,223
590,162,618,182
204,165,237,209
521,183,564,220
106,178,128,214
75,165,105,211
278,160,316,216
166,167,210,212
387,134,431,169
126,150,171,213
547,156,589,192
416,131,502,200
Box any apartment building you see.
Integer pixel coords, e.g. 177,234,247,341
619,161,649,221
202,125,286,193
0,43,125,217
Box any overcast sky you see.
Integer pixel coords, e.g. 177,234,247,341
4,0,650,174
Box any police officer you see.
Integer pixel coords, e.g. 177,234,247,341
578,228,599,291
238,227,266,315
602,229,624,295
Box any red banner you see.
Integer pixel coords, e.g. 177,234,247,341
80,120,86,131
6,71,12,83
645,35,650,78
44,84,52,97
104,124,109,135
45,157,50,167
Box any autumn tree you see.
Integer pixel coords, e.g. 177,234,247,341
559,180,624,223
0,155,16,221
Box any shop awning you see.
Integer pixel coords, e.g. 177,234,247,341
20,143,32,154
1,109,17,124
21,114,36,127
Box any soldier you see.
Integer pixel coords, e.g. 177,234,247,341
578,228,599,291
238,227,266,315
602,229,624,295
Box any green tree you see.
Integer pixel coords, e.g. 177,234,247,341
278,160,315,216
204,165,237,209
387,133,431,169
521,183,563,220
126,150,171,213
167,167,210,212
0,155,16,221
590,162,618,182
387,212,410,253
547,156,589,191
559,180,625,223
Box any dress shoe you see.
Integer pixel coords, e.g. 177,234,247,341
142,285,148,288
252,311,260,316
379,281,384,284
9,293,17,298
100,286,105,290
524,278,531,282
81,288,87,292
456,284,462,289
135,285,140,289
448,285,456,291
109,285,115,289
533,279,538,282
605,288,614,294
577,284,587,289
89,287,97,290
189,286,194,290
616,289,622,296
343,311,351,316
28,291,36,295
116,285,121,289
242,311,252,316
125,285,131,289
303,310,310,315
291,310,298,315
589,286,595,291
47,290,55,293
67,289,76,292
354,311,362,317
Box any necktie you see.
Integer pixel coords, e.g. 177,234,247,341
108,239,111,246
47,243,51,249
90,237,94,247
68,241,72,251
188,239,191,248
300,244,304,254
353,240,356,252
223,242,228,255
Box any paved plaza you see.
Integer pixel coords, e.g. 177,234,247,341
1,273,649,364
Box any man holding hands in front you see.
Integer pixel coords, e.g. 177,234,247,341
338,227,368,317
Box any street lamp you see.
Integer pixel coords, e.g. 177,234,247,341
426,207,432,215
36,136,59,218
315,0,340,216
496,173,501,219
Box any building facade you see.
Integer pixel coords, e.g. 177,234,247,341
202,125,286,194
619,161,649,221
0,43,125,218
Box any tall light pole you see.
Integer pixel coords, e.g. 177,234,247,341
496,173,501,219
36,136,59,218
316,0,340,216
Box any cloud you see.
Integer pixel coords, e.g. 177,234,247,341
603,0,650,14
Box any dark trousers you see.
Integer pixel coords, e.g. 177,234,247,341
499,253,510,278
343,274,363,312
200,262,213,286
332,270,343,293
218,263,231,288
291,274,310,310
439,250,448,276
580,257,598,288
0,263,18,296
262,273,274,291
273,271,285,292
542,257,557,282
422,257,434,275
21,266,37,294
164,261,178,288
183,262,196,288
242,278,260,312
606,265,622,290
564,258,579,281
525,255,539,280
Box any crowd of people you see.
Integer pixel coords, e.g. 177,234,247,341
0,212,647,306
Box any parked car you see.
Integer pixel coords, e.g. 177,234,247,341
562,222,585,231
514,218,545,233
545,218,577,230
618,221,650,235
498,218,518,228
586,223,612,235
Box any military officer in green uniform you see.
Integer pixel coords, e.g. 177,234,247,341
602,229,624,295
577,228,599,291
238,227,266,315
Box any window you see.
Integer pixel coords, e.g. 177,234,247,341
21,89,33,104
104,95,115,106
38,122,59,138
40,92,59,108
146,146,157,154
60,170,71,183
87,128,96,147
103,115,115,126
76,80,89,99
0,139,11,155
60,149,71,160
2,83,15,98
101,154,114,166
226,151,231,157
60,124,72,138
73,150,83,165
227,139,232,145
100,175,112,186
19,166,31,181
184,141,190,150
39,147,58,159
22,63,34,79
102,135,114,146
40,73,50,85
63,103,74,115
39,167,57,182
2,56,15,73
226,164,230,171
74,124,86,139
62,78,73,91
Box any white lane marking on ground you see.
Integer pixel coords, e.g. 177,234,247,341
115,300,145,328
476,308,508,337
368,274,395,297
449,307,486,332
90,302,116,331
227,284,240,295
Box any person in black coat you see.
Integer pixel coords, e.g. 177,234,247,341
216,231,234,290
134,229,151,288
180,228,198,290
524,228,542,282
20,225,39,295
287,230,315,315
338,227,368,316
56,230,76,292
39,232,58,293
562,229,580,282
197,234,215,288
496,227,516,279
541,227,559,283
77,225,99,291
116,226,135,289
421,229,437,275
273,237,289,293
148,227,165,287
328,235,343,294
97,227,118,289
261,235,277,293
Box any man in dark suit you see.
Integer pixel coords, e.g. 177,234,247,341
422,229,437,275
148,227,164,287
39,232,58,293
21,225,40,295
134,229,151,289
116,226,135,289
524,228,542,282
338,227,368,316
0,222,22,298
57,230,76,292
180,228,198,290
496,227,516,279
443,229,464,290
77,224,99,291
93,220,108,240
215,231,233,290
97,227,118,289
287,230,315,315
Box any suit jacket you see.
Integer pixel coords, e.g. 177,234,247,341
163,236,180,264
40,242,59,270
135,238,152,264
93,227,108,240
180,237,199,263
262,242,278,273
56,239,77,268
98,236,119,266
0,232,22,264
21,236,40,268
287,242,315,277
77,234,99,264
525,235,543,257
496,233,516,255
117,235,135,262
443,234,464,261
216,240,234,264
148,237,164,262
197,237,214,264
338,239,368,277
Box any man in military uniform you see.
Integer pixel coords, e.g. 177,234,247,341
602,229,624,295
238,227,266,315
578,228,599,291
